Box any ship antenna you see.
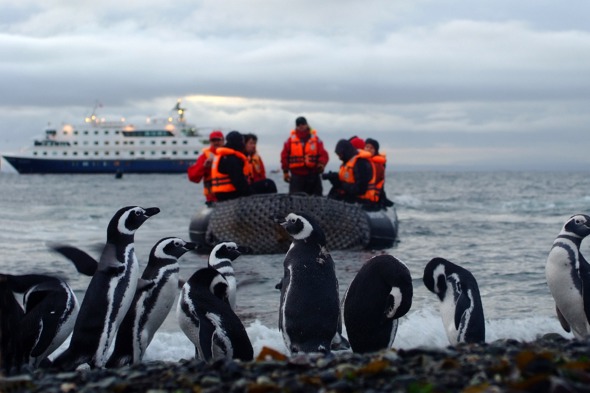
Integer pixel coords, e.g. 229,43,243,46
173,99,186,123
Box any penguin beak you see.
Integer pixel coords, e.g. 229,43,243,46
273,215,287,226
144,207,160,217
184,242,196,251
237,245,253,254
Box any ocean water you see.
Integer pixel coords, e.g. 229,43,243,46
1,170,589,362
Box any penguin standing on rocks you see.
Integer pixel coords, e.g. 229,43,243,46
277,212,340,354
176,267,253,363
106,237,196,368
2,274,79,369
52,205,159,370
423,257,485,345
343,254,413,353
207,241,242,310
546,214,590,339
0,275,25,374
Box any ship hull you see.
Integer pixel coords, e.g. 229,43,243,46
3,156,193,174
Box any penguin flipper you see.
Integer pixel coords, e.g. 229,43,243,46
555,304,571,333
454,291,471,330
578,257,590,324
198,321,215,362
50,244,98,276
137,278,156,292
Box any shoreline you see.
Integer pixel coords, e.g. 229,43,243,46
2,334,589,392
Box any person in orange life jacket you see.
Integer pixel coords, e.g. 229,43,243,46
348,135,366,150
280,116,329,196
244,133,277,194
364,138,394,208
210,131,252,202
324,139,379,207
187,130,225,204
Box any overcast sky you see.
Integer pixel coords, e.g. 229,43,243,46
1,0,589,171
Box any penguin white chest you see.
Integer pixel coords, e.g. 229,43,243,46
440,289,459,346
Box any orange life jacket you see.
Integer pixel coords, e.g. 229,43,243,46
210,147,248,194
244,152,265,183
287,129,320,169
338,150,379,203
201,147,214,199
371,153,387,193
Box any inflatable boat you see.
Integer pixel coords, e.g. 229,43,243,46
188,193,398,254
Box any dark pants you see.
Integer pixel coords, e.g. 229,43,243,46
289,173,323,196
251,179,278,194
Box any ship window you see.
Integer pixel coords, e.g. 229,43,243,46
129,141,134,145
94,131,99,135
172,151,177,155
73,152,78,156
115,151,120,156
115,141,120,145
115,130,120,134
182,141,188,145
130,151,135,156
104,141,109,145
161,141,166,145
63,152,67,156
162,151,166,155
140,151,145,155
63,131,67,135
84,131,89,135
193,151,198,155
104,131,109,135
84,152,89,156
94,141,99,145
151,151,156,155
105,151,109,156
73,142,78,145
33,152,38,156
74,131,79,135
94,151,99,155
172,141,177,145
151,141,156,145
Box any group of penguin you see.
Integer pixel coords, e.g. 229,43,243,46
1,207,589,374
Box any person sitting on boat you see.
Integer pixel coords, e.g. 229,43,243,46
210,131,252,201
187,130,225,205
364,138,394,208
244,133,277,194
280,116,329,196
324,139,380,209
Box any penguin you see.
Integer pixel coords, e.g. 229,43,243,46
176,267,253,363
2,274,79,369
52,205,159,370
545,214,590,339
277,212,340,354
106,237,196,368
207,241,242,310
423,257,485,345
343,254,413,353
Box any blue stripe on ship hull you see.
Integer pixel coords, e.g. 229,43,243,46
3,157,193,174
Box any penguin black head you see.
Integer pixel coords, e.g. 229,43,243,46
107,206,160,240
210,242,241,263
423,257,449,301
151,237,196,261
279,212,326,245
189,267,229,301
368,255,413,319
562,214,590,238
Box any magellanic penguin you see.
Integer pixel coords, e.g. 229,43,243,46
343,254,413,353
546,214,590,339
2,273,79,369
208,242,242,310
277,212,340,354
176,267,253,363
52,205,159,370
423,257,485,345
106,237,196,368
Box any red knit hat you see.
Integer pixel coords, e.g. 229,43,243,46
349,136,365,149
209,130,224,140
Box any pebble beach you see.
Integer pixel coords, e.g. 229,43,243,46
2,334,589,393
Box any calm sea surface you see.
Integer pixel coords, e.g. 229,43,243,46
1,170,589,343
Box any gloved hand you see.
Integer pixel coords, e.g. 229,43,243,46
283,172,290,183
317,163,325,174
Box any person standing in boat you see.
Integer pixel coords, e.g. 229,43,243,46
210,131,252,201
244,133,277,194
187,130,225,205
280,116,329,196
364,138,394,209
324,139,380,209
